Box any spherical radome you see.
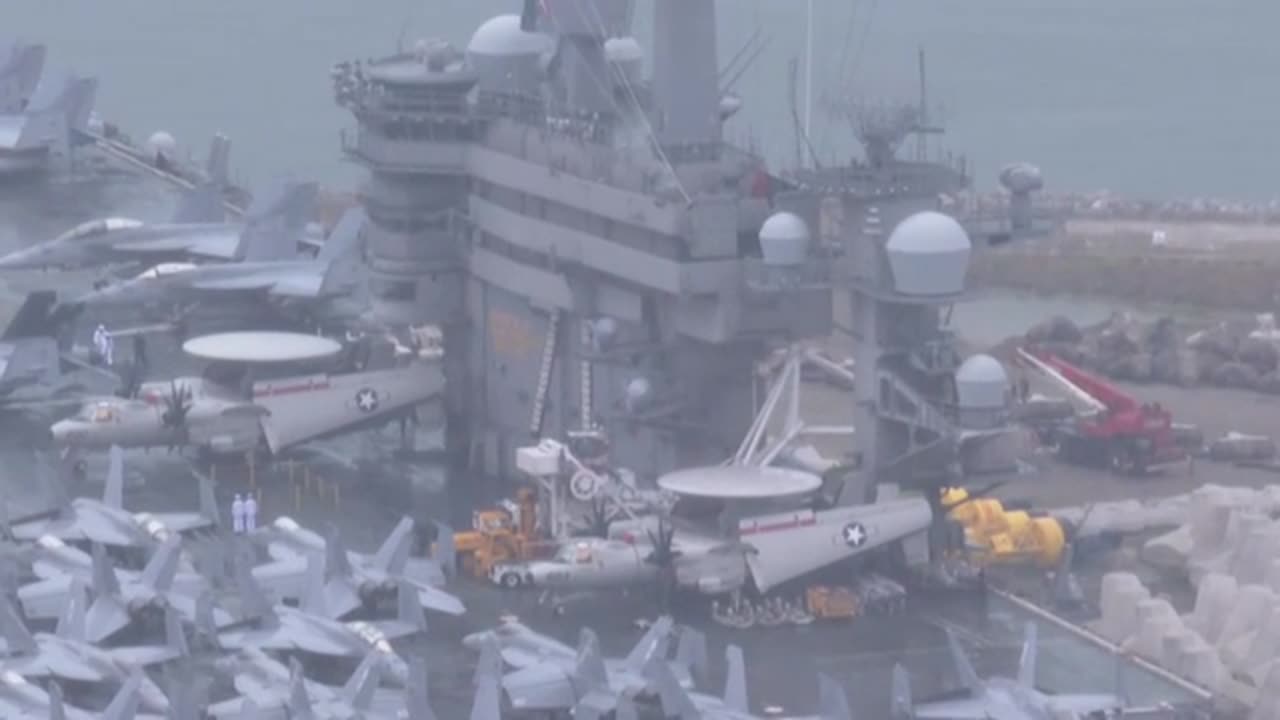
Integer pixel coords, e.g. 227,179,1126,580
146,131,177,159
625,377,652,411
884,211,971,296
758,211,811,266
999,162,1044,194
467,15,552,56
955,354,1010,409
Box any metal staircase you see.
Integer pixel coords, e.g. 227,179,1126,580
876,368,955,438
529,309,562,437
579,320,594,431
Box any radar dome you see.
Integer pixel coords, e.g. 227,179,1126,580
468,15,552,56
146,131,177,160
86,111,104,136
624,377,652,412
592,317,618,351
758,212,811,266
884,211,971,297
999,162,1044,194
955,354,1009,409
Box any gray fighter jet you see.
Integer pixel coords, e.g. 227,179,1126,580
0,73,96,176
462,615,706,714
0,291,110,414
252,515,464,618
891,624,1125,720
0,173,315,272
70,205,365,313
0,583,186,712
0,672,152,720
202,552,425,678
8,445,218,549
21,534,210,612
643,644,851,720
0,41,45,114
208,650,383,719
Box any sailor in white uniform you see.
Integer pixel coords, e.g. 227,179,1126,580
231,494,245,535
243,493,258,532
92,324,109,365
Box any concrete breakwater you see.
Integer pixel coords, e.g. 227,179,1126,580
970,221,1280,310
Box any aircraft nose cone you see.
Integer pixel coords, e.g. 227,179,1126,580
0,251,29,269
49,420,79,444
462,631,492,651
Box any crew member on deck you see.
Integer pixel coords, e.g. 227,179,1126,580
232,494,245,535
244,493,259,532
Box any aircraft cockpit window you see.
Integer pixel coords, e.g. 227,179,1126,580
91,405,115,422
58,217,143,243
573,542,593,565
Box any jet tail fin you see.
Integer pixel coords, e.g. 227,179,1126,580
675,623,708,686
233,553,273,622
55,579,87,642
722,644,748,713
945,628,983,692
1017,621,1038,689
238,180,317,261
170,133,231,224
48,681,68,720
372,516,414,575
398,579,427,631
474,632,503,685
471,657,503,720
19,74,96,148
194,593,219,645
818,674,852,720
406,657,439,720
0,42,46,113
165,605,189,657
317,208,365,295
102,672,143,720
138,536,182,592
0,598,37,654
286,658,318,720
104,444,125,509
890,664,913,719
573,627,609,694
433,521,456,578
341,651,384,710
625,615,674,673
91,542,123,597
196,468,220,529
1,290,59,340
644,656,701,720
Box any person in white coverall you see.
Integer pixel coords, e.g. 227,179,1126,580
231,493,245,534
244,494,258,531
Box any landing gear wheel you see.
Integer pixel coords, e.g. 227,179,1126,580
500,571,523,589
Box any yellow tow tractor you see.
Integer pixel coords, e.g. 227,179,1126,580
941,487,1066,568
441,488,555,581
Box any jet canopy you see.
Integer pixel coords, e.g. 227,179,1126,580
56,217,144,242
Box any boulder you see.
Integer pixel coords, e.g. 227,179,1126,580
1239,336,1280,374
1210,361,1261,389
1026,316,1083,344
1208,432,1276,462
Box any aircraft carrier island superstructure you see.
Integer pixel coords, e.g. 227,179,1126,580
333,0,1046,482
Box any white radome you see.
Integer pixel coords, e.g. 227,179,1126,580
467,15,552,57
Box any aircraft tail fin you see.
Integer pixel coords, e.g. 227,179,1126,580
644,656,701,720
90,542,123,597
674,623,708,685
372,516,414,575
19,74,96,148
55,579,87,642
101,673,143,720
194,592,220,644
0,42,46,113
48,681,68,720
471,655,503,720
1,290,59,340
625,615,674,673
397,579,427,631
474,632,503,685
615,694,639,720
233,553,273,622
722,644,748,713
890,664,913,719
138,536,182,592
1017,621,1038,689
945,628,983,692
324,526,353,580
236,699,260,720
407,657,440,720
169,133,231,224
165,605,189,657
818,674,852,720
317,208,365,295
300,550,331,616
573,627,609,693
0,597,37,654
341,651,384,710
286,657,318,720
237,180,317,261
104,444,125,509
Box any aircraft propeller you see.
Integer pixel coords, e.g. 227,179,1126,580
644,516,681,610
160,380,194,450
577,496,612,539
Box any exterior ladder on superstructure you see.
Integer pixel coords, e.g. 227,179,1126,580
530,309,562,437
580,321,594,431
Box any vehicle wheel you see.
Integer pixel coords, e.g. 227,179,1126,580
499,571,523,589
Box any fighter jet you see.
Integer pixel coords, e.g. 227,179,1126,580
22,534,209,610
252,515,464,618
0,672,153,720
0,291,111,414
463,615,706,714
202,552,425,682
0,583,186,712
642,644,852,720
891,624,1125,720
7,445,218,549
0,173,316,272
0,41,45,114
207,650,383,720
70,205,365,316
0,73,96,176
